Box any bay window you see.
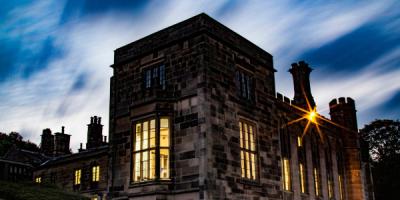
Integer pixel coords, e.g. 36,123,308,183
132,117,170,182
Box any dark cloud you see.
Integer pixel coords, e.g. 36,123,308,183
299,23,399,74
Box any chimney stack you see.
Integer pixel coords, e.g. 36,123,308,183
289,61,315,109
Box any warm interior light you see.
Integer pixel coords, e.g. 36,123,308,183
308,111,316,122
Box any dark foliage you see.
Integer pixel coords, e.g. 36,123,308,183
0,132,40,156
360,119,400,200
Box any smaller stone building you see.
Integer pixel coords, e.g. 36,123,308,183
34,116,109,200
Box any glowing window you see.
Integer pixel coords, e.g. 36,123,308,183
35,177,41,183
92,166,100,182
239,121,257,180
283,158,291,191
74,169,81,185
297,135,307,193
133,117,170,182
314,168,320,196
339,175,344,200
299,163,306,193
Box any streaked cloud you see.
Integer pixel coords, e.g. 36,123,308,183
0,0,398,151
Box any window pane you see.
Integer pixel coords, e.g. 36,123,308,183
283,158,291,191
249,126,255,151
134,153,141,182
146,70,151,88
149,150,156,179
160,65,165,89
239,122,243,148
160,149,169,179
251,153,256,180
246,152,250,178
135,124,141,151
160,118,169,147
241,150,245,178
142,151,148,180
150,120,156,148
143,121,149,149
244,123,249,149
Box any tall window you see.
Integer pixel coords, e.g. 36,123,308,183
325,143,334,199
337,147,345,200
297,135,308,194
74,169,81,185
133,117,170,182
239,120,257,180
280,124,291,191
235,69,254,101
92,165,100,182
311,135,321,197
143,64,166,89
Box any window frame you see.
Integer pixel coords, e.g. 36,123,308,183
239,119,259,181
74,168,82,186
235,67,255,101
131,116,171,183
142,64,166,90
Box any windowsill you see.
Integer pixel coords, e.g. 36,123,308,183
129,179,172,188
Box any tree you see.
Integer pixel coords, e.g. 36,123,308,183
360,119,400,200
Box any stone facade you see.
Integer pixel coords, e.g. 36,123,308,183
32,13,373,200
108,13,373,200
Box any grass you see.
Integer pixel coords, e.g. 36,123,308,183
0,181,90,200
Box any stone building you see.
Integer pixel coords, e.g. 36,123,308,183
108,13,373,200
34,116,109,200
32,13,373,200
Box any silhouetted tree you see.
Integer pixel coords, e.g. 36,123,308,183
0,132,40,156
360,119,400,200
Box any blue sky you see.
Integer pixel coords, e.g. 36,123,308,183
1,0,399,151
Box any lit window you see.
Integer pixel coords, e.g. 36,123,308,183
299,163,306,193
280,124,291,191
35,177,41,183
297,136,302,147
283,158,291,190
143,65,166,89
298,135,307,194
133,117,170,182
311,135,321,196
339,175,344,200
328,179,333,199
239,121,257,180
92,166,100,182
74,169,81,185
314,168,320,196
235,70,254,101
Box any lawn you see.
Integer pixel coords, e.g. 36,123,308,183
0,181,90,200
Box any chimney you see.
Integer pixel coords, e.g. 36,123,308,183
289,61,315,109
62,126,65,134
104,136,107,142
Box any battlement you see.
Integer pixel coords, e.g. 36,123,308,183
329,97,355,108
90,116,102,125
276,92,292,105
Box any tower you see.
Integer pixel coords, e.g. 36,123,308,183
289,61,316,109
40,128,54,156
54,126,71,156
86,116,104,149
329,97,364,200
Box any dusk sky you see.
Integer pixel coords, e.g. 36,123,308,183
1,0,399,152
